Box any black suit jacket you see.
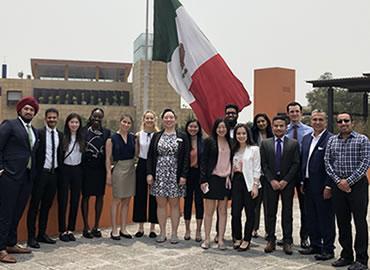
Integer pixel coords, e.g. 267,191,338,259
35,127,64,174
147,129,190,182
0,118,39,180
301,130,333,192
260,136,300,184
200,137,233,183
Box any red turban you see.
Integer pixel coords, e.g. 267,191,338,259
16,96,39,114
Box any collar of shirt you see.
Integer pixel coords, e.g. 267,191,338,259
311,129,326,140
45,125,57,133
18,116,32,128
274,135,285,142
338,131,357,140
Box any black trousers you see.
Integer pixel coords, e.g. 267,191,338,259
295,181,308,240
0,170,32,250
332,177,369,265
231,173,256,242
265,179,294,244
253,175,268,232
57,164,82,233
304,184,335,253
27,170,58,239
184,168,204,220
133,158,158,224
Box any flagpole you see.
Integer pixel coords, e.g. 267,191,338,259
143,0,150,113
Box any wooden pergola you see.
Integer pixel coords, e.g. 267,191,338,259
306,73,370,131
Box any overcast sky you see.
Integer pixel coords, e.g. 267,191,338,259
1,0,370,121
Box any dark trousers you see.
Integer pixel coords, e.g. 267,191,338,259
231,173,256,241
27,170,58,239
296,182,308,240
184,168,204,220
304,184,335,253
265,179,294,244
332,177,369,265
253,175,268,232
0,170,33,250
57,164,82,233
133,158,158,223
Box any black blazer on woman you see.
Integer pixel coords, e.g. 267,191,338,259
200,137,233,184
147,129,190,183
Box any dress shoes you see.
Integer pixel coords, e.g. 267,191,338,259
314,252,334,261
27,238,40,249
283,243,293,255
59,233,70,242
149,232,157,238
348,261,369,270
82,230,94,239
37,234,56,244
6,245,32,254
300,238,310,249
110,232,121,241
120,231,132,239
68,233,76,241
331,258,354,267
135,231,144,238
264,242,276,253
298,247,321,255
91,228,102,238
0,250,16,263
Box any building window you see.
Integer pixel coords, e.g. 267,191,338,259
7,90,22,105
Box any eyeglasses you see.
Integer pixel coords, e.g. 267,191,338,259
336,119,351,124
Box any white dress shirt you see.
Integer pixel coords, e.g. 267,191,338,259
44,126,60,169
305,129,326,178
64,134,82,166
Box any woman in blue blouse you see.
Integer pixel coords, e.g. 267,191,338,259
105,114,136,240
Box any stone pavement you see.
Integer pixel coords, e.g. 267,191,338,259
1,198,369,270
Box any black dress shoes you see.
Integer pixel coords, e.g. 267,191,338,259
120,231,133,239
149,232,157,238
27,238,40,249
91,228,102,238
331,257,354,267
59,233,70,242
37,234,56,244
283,243,293,255
82,230,94,239
68,233,76,241
300,238,310,249
135,231,144,238
314,252,334,261
348,261,369,270
298,247,321,255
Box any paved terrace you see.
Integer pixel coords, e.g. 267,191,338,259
1,198,369,270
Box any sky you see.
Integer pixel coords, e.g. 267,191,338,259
1,0,370,121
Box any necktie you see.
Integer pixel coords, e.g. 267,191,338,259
275,138,282,175
293,125,298,140
51,130,56,172
26,124,33,169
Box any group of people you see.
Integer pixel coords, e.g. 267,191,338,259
0,97,368,270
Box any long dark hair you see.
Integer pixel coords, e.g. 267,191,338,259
233,123,255,153
185,119,202,146
63,113,85,152
211,118,230,141
251,113,273,143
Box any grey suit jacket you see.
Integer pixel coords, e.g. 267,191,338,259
260,136,300,184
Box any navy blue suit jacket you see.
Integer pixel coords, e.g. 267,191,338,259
0,118,39,180
301,129,333,193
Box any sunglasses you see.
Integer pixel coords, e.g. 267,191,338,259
336,119,351,124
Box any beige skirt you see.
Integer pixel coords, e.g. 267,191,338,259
112,159,136,198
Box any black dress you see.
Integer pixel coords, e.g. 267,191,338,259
82,127,111,196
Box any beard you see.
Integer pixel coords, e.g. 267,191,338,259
19,114,32,123
225,118,237,129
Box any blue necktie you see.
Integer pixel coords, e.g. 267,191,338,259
275,138,282,175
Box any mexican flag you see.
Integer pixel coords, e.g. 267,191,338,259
153,0,251,134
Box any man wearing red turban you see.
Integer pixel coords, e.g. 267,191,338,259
0,96,39,264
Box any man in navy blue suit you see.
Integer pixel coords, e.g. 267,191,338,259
299,110,335,261
0,96,39,264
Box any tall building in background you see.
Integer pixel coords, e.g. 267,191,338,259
254,67,295,118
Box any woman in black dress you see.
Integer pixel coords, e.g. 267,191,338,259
81,108,111,238
250,113,273,238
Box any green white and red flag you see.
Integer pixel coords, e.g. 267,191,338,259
153,0,251,133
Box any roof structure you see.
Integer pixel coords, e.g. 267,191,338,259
306,76,370,92
31,58,132,82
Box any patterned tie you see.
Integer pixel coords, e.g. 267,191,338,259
51,130,56,172
275,138,282,176
26,124,33,169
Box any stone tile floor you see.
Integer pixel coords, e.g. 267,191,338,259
1,198,369,270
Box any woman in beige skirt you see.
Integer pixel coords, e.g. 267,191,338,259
106,114,136,240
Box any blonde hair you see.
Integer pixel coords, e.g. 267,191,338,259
141,110,159,132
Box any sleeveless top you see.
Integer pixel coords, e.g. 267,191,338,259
111,132,135,161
